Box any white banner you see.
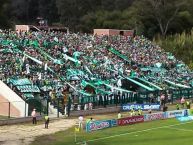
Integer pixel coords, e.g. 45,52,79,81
144,112,165,121
166,110,187,118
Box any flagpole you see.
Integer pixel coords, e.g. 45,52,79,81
74,130,77,143
74,123,79,143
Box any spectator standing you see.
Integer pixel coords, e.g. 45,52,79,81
138,108,142,116
148,105,152,114
176,103,180,110
181,97,185,108
163,105,168,112
44,115,49,129
186,101,191,109
89,102,93,110
78,115,84,130
160,94,165,107
86,117,94,124
130,108,134,116
31,108,37,124
118,112,122,119
168,93,172,104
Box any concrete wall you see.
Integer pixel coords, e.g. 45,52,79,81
0,106,120,125
0,95,20,117
15,25,29,32
109,29,120,35
0,116,42,126
94,29,134,37
123,30,134,36
70,106,121,117
0,81,28,117
94,29,110,35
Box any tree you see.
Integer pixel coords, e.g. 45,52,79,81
114,0,134,10
38,0,59,24
56,0,99,30
80,9,138,33
134,0,185,37
56,0,80,30
0,0,10,28
9,0,30,24
28,0,39,23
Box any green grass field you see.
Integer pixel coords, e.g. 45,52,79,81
30,118,193,145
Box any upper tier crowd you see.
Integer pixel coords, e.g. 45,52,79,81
0,30,193,98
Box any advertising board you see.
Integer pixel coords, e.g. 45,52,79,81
86,119,117,132
176,116,193,122
118,116,144,126
122,104,160,111
166,110,186,118
144,112,165,121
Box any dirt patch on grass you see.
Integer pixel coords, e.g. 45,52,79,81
0,119,76,145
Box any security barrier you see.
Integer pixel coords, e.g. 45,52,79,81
85,109,188,132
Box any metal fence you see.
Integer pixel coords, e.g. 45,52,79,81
68,88,193,111
1,88,192,119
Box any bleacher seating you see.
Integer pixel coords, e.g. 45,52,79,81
0,30,193,114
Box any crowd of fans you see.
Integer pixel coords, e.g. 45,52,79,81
0,30,193,111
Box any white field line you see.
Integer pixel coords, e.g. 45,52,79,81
167,127,193,132
77,121,193,144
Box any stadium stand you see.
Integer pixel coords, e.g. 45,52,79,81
0,30,193,116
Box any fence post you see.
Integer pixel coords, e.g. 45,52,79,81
67,96,71,117
104,94,106,108
25,101,26,117
171,89,173,104
57,98,59,118
129,93,131,103
115,94,118,106
112,94,114,105
40,100,42,115
8,102,10,118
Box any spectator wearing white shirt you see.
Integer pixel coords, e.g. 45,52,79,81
78,115,84,129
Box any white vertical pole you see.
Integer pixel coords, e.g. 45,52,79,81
64,105,67,116
74,130,77,142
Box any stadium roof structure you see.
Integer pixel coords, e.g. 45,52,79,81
136,78,163,91
165,80,191,89
125,77,155,91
